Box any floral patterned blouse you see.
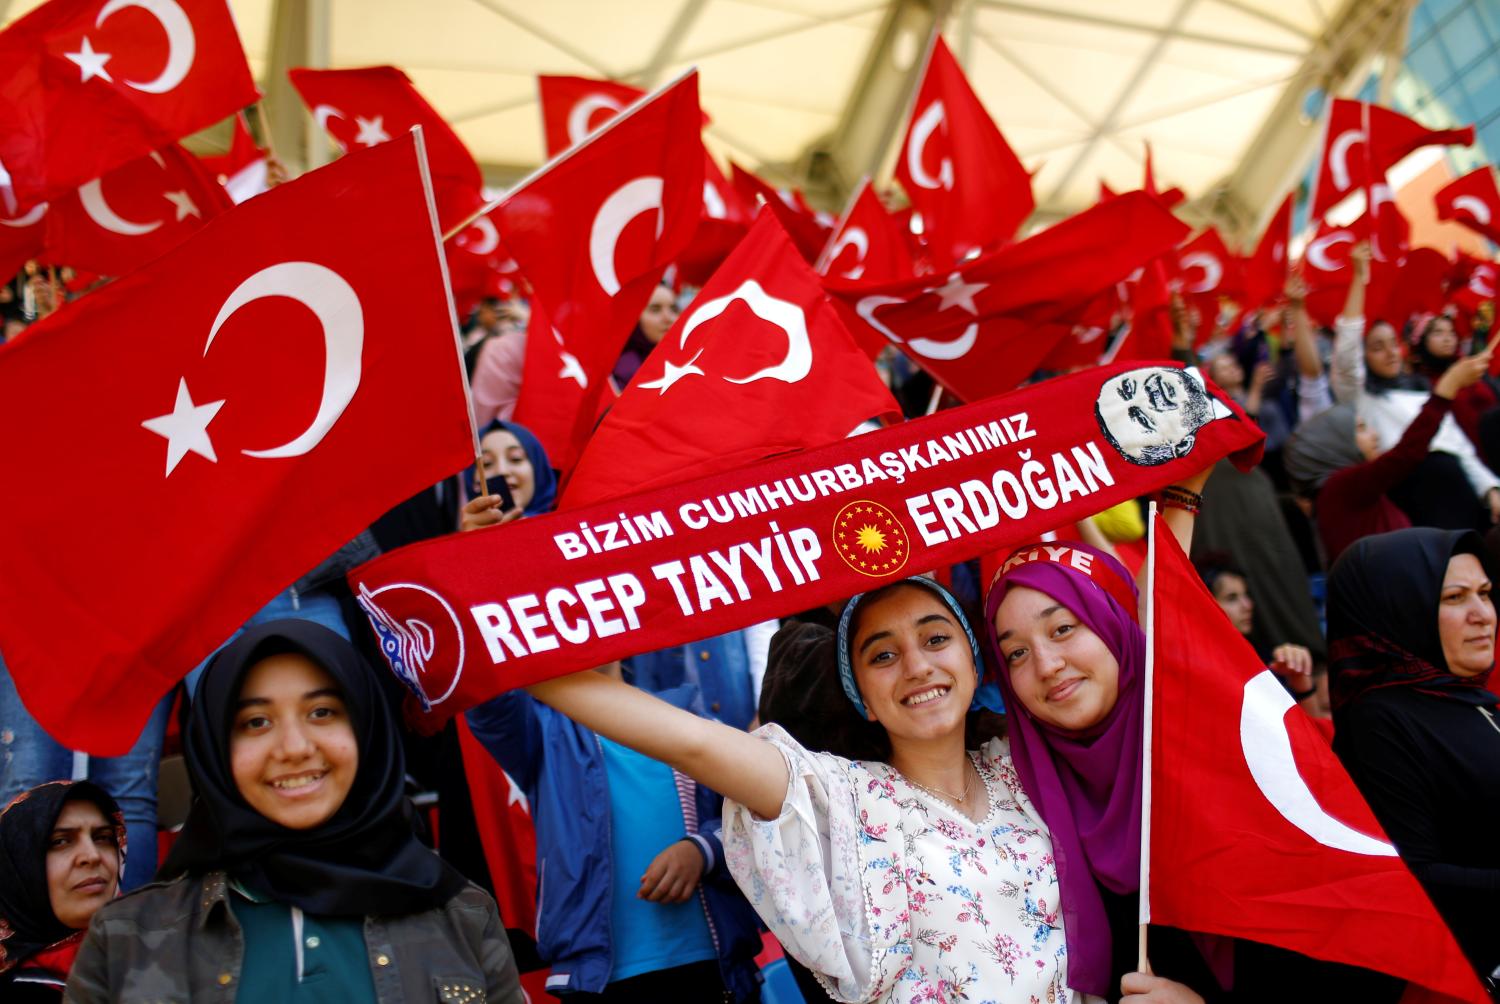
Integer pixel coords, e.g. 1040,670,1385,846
722,725,1081,1004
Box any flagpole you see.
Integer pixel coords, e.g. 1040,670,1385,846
252,101,280,165
925,382,944,415
1139,500,1158,974
442,65,701,244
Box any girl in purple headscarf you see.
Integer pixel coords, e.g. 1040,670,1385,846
986,476,1407,1004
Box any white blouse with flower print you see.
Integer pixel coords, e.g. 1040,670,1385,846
723,724,1084,1004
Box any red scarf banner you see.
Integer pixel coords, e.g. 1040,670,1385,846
351,362,1264,727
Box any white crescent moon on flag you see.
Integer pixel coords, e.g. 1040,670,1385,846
0,202,46,228
907,101,954,191
678,279,812,384
96,0,196,95
464,216,499,256
702,180,728,220
314,105,346,132
80,177,161,235
1471,267,1495,298
1329,128,1367,192
1240,671,1398,856
910,322,977,360
828,227,870,279
1178,251,1222,294
589,176,664,296
568,94,625,145
855,295,906,343
1305,231,1353,272
1454,194,1492,226
203,262,364,459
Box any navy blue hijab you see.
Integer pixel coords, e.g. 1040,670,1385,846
470,419,558,516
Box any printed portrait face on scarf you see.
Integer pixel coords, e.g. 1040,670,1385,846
1095,366,1222,466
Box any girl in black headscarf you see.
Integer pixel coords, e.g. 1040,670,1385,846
67,620,523,1003
1328,529,1500,995
0,781,123,1002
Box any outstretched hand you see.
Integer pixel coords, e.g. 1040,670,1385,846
460,494,523,533
1121,971,1206,1004
1434,350,1493,400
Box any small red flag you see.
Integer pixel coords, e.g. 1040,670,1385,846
730,162,830,263
537,74,646,158
0,0,258,213
895,35,1033,266
43,143,232,276
825,191,1188,401
0,132,476,754
561,211,900,509
1311,99,1473,220
1434,166,1500,246
1148,514,1487,1003
1240,193,1293,311
289,65,485,234
511,298,606,474
197,111,268,204
819,178,916,285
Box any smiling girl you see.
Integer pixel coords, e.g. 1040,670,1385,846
65,621,523,1003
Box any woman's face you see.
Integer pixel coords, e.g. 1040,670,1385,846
1424,317,1458,359
480,428,535,512
1437,553,1496,677
850,585,976,742
995,586,1121,733
230,653,358,830
1365,322,1403,379
639,286,679,344
1211,572,1254,636
1207,353,1244,392
46,799,120,929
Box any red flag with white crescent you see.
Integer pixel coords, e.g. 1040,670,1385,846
1435,167,1500,246
1310,99,1473,221
1148,512,1487,1002
895,35,1033,267
1240,193,1293,312
537,74,646,158
825,191,1188,401
43,142,233,276
289,65,486,234
0,131,476,754
492,71,704,448
819,178,916,285
0,0,258,213
561,210,900,509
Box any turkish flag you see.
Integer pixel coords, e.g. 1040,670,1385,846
537,74,647,158
0,169,47,280
0,131,476,754
730,163,830,263
1115,257,1176,362
1172,228,1241,346
197,111,268,204
677,155,753,286
819,178,916,285
0,0,257,214
511,297,607,474
43,142,232,276
288,65,485,233
1142,143,1186,209
1434,167,1500,245
1148,513,1487,1002
825,191,1188,401
1240,192,1293,311
561,211,900,509
1311,99,1473,220
445,210,523,318
895,35,1033,266
493,70,703,448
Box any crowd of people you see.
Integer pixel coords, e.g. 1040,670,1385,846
2,197,1499,1004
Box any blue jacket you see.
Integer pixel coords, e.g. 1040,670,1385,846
625,631,757,731
465,685,763,1000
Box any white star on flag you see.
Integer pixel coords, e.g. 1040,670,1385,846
65,37,113,83
353,115,391,147
504,770,530,814
638,350,705,395
141,378,225,477
558,350,588,388
926,272,986,315
163,190,200,221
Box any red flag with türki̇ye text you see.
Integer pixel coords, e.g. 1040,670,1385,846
0,131,477,755
561,210,902,509
350,361,1263,727
895,34,1033,266
289,65,486,233
0,0,258,213
824,191,1188,402
1146,513,1488,1003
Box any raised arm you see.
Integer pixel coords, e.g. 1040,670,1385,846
526,669,790,819
1285,273,1321,380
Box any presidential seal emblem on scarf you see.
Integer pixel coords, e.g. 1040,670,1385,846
832,500,910,577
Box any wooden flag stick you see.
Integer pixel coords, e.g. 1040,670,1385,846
251,100,280,163
925,382,943,415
